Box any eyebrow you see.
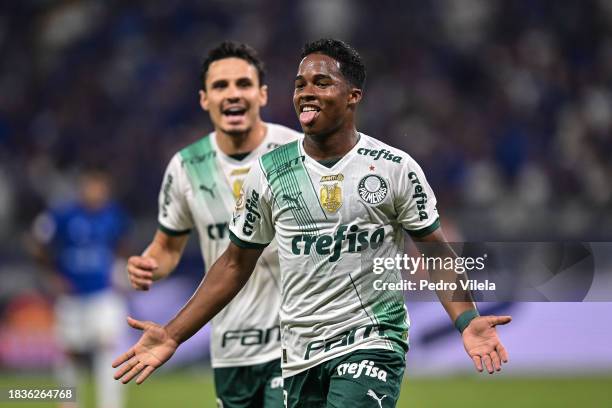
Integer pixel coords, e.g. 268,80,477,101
210,77,254,86
295,73,333,81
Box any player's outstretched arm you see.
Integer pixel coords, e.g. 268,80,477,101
114,242,263,384
127,230,189,290
413,227,511,374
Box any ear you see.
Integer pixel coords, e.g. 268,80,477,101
259,84,269,108
347,87,362,107
199,89,209,111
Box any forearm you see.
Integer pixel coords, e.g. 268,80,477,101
165,244,260,344
413,229,478,323
430,248,477,321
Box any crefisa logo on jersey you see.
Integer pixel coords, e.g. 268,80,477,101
336,360,388,382
358,175,388,204
242,190,260,236
408,171,428,221
320,174,344,213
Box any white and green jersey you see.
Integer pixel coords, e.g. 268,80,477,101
229,133,440,377
158,123,301,368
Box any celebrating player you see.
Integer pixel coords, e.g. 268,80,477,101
114,39,510,407
123,41,300,407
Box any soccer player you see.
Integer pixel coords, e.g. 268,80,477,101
32,167,130,408
114,39,511,407
124,41,300,407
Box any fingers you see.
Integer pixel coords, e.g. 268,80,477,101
113,356,138,379
471,355,483,372
490,351,502,372
489,315,512,326
120,361,146,384
112,349,135,368
127,261,154,290
481,354,494,374
496,343,509,363
136,365,156,384
129,275,152,291
128,256,159,271
127,316,147,331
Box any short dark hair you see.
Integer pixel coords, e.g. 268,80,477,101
301,39,366,89
200,41,266,89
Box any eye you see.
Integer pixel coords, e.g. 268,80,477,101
212,81,227,90
294,81,305,89
237,79,253,88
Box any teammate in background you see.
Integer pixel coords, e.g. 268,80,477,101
32,167,130,408
124,41,300,407
113,39,511,406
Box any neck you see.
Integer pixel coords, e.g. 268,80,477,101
303,124,359,161
215,120,267,155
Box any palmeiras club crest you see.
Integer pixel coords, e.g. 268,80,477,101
358,174,388,204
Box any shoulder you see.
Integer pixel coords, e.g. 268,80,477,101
259,139,302,174
177,134,215,163
357,133,419,168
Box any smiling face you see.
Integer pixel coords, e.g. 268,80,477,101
200,57,268,136
293,53,361,137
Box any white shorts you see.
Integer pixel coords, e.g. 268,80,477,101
55,290,126,352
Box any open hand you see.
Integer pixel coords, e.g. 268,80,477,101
462,315,511,374
112,317,178,384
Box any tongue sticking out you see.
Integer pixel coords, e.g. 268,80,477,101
299,110,319,126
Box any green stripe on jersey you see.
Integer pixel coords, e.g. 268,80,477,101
260,141,325,235
372,293,409,354
179,136,233,221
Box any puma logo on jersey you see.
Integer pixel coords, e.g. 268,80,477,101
337,360,388,382
282,192,303,210
408,172,428,221
357,148,402,163
200,182,216,199
242,190,261,236
367,389,387,407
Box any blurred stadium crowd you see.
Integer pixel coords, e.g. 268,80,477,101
1,0,612,249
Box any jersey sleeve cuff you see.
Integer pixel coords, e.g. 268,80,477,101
229,231,270,249
404,217,440,238
158,223,191,236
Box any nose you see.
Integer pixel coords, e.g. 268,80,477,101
297,84,316,103
225,84,242,101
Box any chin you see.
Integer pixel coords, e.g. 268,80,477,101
304,126,333,138
223,126,251,137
